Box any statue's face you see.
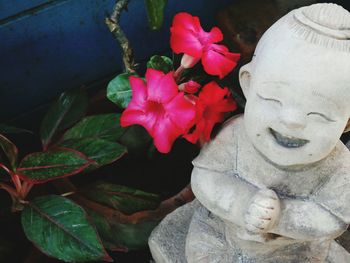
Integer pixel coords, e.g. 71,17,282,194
243,41,350,167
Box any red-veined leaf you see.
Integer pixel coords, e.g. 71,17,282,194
17,148,93,184
40,90,88,149
0,134,18,170
22,195,112,262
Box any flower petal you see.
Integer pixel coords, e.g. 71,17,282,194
120,109,158,136
184,119,206,144
202,118,219,142
152,116,183,153
198,26,223,45
171,12,201,32
127,76,147,110
202,44,240,79
170,27,203,57
213,97,237,113
146,69,178,103
164,92,196,132
213,44,241,64
185,81,237,144
202,51,235,79
170,13,206,57
199,82,229,104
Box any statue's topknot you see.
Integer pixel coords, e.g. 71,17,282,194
250,3,350,110
301,3,350,30
295,3,350,39
254,3,350,54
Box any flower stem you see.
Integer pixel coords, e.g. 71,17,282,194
174,65,185,83
106,0,136,73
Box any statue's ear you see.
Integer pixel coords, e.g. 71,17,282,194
239,63,252,98
344,119,350,133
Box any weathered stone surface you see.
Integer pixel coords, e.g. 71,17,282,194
149,200,200,263
326,240,350,263
150,200,350,262
150,3,350,262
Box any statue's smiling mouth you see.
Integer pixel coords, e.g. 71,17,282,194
269,128,309,148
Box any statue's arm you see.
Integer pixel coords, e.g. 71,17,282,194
191,166,257,227
269,198,347,240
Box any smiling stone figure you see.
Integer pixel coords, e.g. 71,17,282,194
149,3,350,262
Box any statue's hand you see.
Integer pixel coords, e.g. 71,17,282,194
244,188,280,234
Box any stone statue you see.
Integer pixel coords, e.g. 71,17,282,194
149,3,350,262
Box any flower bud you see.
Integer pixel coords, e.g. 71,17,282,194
179,80,201,94
181,54,200,69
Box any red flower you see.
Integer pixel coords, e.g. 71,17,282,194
170,12,240,79
184,81,237,144
120,69,196,153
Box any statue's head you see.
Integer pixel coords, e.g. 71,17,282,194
239,3,350,167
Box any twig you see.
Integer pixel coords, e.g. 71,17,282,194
106,0,136,73
11,173,22,193
72,184,195,224
53,179,195,224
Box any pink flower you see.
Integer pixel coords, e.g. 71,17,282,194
184,81,237,144
170,12,241,79
120,69,196,153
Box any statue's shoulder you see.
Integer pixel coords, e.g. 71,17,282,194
192,114,244,173
221,113,244,129
211,114,244,143
312,141,350,223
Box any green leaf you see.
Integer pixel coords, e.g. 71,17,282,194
80,182,160,250
88,209,159,251
0,124,32,134
145,0,168,30
21,195,112,262
63,114,124,142
107,73,135,109
0,134,18,170
40,90,88,149
61,138,126,169
17,148,92,183
81,182,160,215
118,125,152,155
147,55,173,73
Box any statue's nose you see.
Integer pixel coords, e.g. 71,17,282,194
279,109,306,129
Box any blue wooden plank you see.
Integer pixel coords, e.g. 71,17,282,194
0,0,232,121
0,0,52,20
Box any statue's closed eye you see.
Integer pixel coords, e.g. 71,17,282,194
307,112,336,122
257,93,282,106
